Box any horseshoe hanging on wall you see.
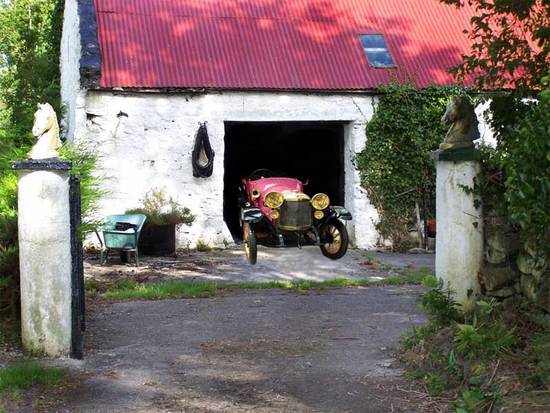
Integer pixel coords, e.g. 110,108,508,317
192,122,215,178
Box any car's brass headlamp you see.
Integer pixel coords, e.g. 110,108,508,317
311,193,330,210
264,191,284,209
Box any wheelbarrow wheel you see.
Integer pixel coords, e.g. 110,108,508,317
243,223,257,265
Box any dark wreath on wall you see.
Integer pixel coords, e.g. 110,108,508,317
192,122,215,178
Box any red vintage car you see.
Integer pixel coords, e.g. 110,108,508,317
238,169,352,264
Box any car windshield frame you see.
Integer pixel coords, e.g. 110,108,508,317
248,169,290,180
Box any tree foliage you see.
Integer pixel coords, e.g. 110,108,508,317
357,84,469,250
441,0,550,94
440,0,549,248
483,79,550,248
0,0,64,318
0,0,63,146
504,87,550,244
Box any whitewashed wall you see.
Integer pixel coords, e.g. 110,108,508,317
60,0,81,140
71,91,380,249
475,100,497,147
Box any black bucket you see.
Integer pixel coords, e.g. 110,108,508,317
139,224,176,256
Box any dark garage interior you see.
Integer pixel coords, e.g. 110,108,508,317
223,121,346,241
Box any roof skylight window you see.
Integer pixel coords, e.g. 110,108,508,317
360,34,395,68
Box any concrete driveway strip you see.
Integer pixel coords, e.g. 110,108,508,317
86,246,435,284
55,287,426,413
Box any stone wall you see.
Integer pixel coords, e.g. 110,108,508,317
479,212,549,311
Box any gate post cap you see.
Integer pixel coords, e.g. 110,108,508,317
13,158,72,171
431,147,481,162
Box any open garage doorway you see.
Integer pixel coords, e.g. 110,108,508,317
223,121,346,241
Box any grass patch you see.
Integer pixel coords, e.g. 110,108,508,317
373,267,437,288
102,277,373,300
374,267,437,287
0,362,63,393
94,266,437,301
104,279,218,300
399,282,550,411
194,240,212,252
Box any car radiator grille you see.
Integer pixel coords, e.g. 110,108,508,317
279,200,312,230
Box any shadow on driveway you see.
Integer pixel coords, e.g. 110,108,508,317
54,287,428,413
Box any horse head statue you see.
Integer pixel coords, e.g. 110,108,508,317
439,96,480,150
27,103,62,159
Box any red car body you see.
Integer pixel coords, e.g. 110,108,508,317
238,169,352,264
243,177,304,221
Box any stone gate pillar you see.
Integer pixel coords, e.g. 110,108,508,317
434,149,483,306
13,159,72,357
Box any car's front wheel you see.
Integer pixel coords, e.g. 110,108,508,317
320,219,349,260
243,223,257,265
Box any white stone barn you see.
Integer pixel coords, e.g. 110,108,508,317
60,0,483,249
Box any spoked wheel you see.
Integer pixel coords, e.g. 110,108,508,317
242,223,258,265
320,219,349,260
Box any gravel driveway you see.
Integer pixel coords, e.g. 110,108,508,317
51,286,427,413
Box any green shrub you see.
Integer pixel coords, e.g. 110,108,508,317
400,325,437,350
400,284,550,410
454,388,498,413
454,323,515,359
524,329,550,388
421,284,463,327
0,143,104,319
126,187,195,226
501,83,550,250
60,143,107,234
357,83,470,250
474,78,550,255
425,373,448,396
194,240,212,252
0,0,63,148
0,148,20,318
0,0,65,322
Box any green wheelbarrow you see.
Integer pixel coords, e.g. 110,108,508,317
95,214,147,266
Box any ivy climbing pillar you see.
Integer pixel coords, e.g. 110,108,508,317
13,159,73,357
434,148,483,306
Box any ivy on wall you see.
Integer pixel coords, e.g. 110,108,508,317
356,83,469,250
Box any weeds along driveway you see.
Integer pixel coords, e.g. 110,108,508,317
54,287,427,413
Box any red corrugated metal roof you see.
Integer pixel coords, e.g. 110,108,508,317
94,0,475,90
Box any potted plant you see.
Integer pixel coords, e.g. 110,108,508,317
126,188,195,256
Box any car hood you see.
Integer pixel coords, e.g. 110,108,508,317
248,177,304,197
280,190,310,201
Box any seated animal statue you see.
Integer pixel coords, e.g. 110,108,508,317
27,103,61,160
440,95,480,150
